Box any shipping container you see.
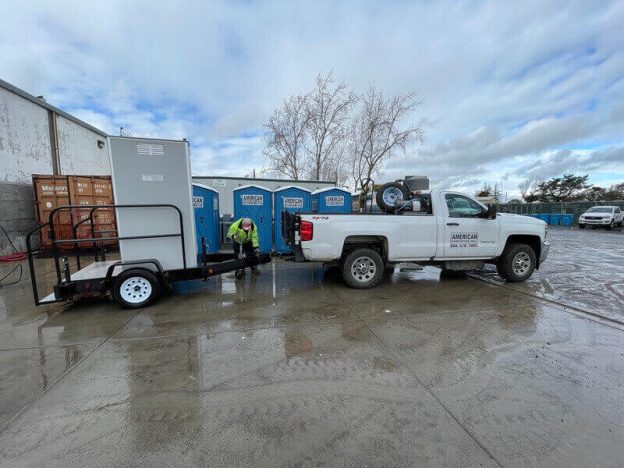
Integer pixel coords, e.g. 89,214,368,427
33,174,117,250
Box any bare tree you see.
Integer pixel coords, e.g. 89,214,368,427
349,85,423,204
305,72,357,181
263,94,310,180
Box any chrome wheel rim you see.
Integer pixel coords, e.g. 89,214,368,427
351,256,377,283
382,187,404,206
120,277,152,304
512,252,531,276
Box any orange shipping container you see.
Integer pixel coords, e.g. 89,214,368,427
33,174,117,250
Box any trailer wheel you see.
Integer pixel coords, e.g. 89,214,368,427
113,269,160,309
342,248,384,289
376,182,408,213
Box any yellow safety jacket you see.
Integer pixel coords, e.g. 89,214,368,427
227,218,259,248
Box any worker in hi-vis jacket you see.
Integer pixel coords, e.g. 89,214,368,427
227,217,260,275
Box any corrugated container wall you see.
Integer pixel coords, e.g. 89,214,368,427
33,174,117,250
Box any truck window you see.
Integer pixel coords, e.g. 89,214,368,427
445,194,483,218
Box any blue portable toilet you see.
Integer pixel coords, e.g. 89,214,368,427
233,184,273,253
561,214,573,226
274,185,312,253
312,187,352,214
192,183,220,258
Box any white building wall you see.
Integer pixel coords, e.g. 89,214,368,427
0,86,53,184
57,115,110,175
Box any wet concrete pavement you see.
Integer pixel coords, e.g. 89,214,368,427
473,226,624,321
1,242,624,466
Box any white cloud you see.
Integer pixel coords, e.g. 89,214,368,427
0,0,623,194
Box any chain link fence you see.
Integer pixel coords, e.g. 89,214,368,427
496,200,624,224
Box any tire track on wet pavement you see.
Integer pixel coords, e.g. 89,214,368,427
328,283,504,468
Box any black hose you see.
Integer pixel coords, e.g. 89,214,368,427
0,224,24,288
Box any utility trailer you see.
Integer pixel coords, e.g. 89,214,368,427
26,136,271,309
26,203,270,308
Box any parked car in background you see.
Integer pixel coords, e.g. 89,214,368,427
578,206,624,230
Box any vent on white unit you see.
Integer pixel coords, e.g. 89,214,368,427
136,143,165,156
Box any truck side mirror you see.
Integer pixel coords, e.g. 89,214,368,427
486,204,497,220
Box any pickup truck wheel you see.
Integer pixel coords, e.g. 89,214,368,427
113,269,160,309
578,224,585,229
607,220,614,230
376,182,408,213
496,244,536,282
342,248,384,289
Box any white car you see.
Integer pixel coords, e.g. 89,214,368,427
578,206,624,230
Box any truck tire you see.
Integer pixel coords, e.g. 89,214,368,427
376,182,408,213
342,248,384,289
496,244,536,282
607,220,614,230
113,268,160,309
578,224,585,229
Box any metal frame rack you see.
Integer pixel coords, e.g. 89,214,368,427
26,203,270,308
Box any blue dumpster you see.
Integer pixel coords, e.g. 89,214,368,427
312,187,352,214
233,184,273,253
549,214,561,225
560,214,573,226
537,213,550,224
274,186,311,253
192,183,220,258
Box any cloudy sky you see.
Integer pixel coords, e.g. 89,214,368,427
2,0,623,198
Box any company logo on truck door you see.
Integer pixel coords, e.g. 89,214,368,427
450,232,478,248
193,196,204,208
283,197,304,209
325,196,344,207
242,194,263,205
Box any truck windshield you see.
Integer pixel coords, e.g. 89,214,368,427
587,207,613,213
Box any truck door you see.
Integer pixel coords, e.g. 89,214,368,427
441,192,499,257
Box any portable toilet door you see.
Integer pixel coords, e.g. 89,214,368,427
312,187,352,214
233,185,273,253
274,186,311,253
192,183,220,258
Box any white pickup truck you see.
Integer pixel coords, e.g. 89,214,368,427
282,189,550,288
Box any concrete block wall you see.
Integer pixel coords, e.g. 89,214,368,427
0,182,35,254
0,83,110,255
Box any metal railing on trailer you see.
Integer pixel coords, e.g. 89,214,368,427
26,203,270,307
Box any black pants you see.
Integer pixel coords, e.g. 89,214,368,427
233,241,256,257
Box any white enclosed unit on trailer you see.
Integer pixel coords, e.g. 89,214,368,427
26,136,270,309
108,137,197,270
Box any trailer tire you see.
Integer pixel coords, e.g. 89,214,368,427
113,269,160,309
496,243,536,282
376,182,408,213
342,248,384,289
